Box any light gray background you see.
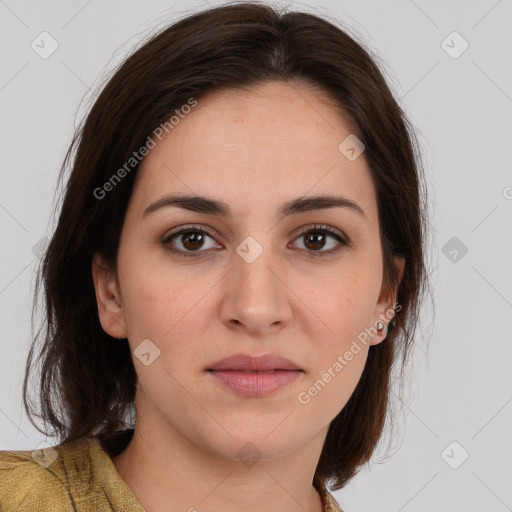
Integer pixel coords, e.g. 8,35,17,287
1,0,511,511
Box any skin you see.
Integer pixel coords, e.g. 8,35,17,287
92,79,405,512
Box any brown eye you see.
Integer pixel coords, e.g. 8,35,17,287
179,231,206,251
162,223,349,259
291,225,348,254
162,225,220,257
303,232,328,251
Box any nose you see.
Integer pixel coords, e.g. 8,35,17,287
220,241,293,336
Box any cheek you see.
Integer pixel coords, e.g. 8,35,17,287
297,332,369,419
117,256,217,371
121,274,196,341
116,243,187,329
301,266,381,338
295,268,378,401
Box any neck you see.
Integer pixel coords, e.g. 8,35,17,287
110,413,327,512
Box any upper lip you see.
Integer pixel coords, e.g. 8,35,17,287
207,353,303,372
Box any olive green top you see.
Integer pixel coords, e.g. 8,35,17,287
0,433,343,511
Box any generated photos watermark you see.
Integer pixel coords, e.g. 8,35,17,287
93,97,198,200
297,303,402,405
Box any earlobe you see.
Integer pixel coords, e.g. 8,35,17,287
370,255,406,346
91,254,127,339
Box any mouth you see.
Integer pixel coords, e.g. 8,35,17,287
213,369,287,373
207,369,303,397
206,353,304,397
206,352,303,372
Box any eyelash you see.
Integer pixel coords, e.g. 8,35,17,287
161,224,350,258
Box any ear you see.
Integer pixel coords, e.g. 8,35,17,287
91,253,128,339
370,255,406,346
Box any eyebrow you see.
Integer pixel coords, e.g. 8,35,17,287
142,193,367,221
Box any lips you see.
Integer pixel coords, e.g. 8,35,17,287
206,353,303,372
206,353,304,397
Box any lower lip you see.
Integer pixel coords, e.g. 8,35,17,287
208,370,303,397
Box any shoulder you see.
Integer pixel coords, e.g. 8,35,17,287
0,437,100,512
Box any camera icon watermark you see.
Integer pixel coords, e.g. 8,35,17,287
236,442,262,468
442,236,468,263
31,31,59,59
134,339,161,366
236,236,263,264
441,441,469,469
31,237,49,259
338,134,365,162
31,442,58,468
441,31,469,60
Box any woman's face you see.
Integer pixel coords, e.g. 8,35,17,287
93,80,404,461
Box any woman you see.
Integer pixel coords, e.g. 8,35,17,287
0,2,432,511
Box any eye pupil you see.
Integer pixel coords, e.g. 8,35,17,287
183,231,204,250
305,232,325,251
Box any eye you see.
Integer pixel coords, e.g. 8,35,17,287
290,224,348,256
162,225,221,257
162,223,349,258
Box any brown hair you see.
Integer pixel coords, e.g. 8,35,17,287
24,1,433,491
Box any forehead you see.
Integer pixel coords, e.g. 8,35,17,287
130,80,378,227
